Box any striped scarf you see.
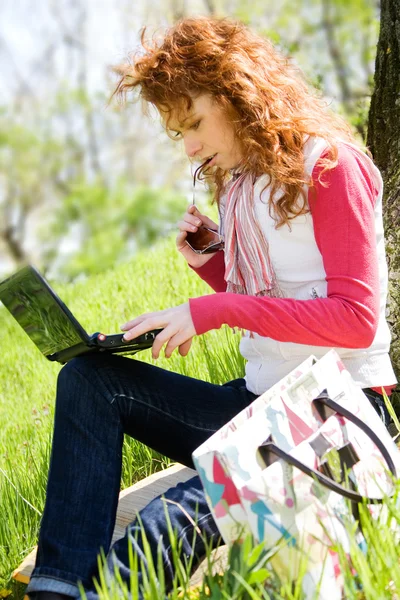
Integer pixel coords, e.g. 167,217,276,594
220,172,282,298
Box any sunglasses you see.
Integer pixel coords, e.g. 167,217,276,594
186,226,225,254
185,161,225,255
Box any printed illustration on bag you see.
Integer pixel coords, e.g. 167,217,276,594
197,456,241,519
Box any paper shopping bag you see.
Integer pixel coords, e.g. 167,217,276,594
239,390,398,598
192,350,400,599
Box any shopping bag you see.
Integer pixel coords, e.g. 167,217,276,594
192,350,400,599
241,390,397,598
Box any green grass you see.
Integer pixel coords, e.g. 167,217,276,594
1,237,400,599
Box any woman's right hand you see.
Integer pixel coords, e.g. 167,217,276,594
176,205,219,268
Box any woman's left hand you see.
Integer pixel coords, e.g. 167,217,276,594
120,303,196,359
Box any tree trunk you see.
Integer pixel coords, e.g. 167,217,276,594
3,226,27,263
367,0,400,387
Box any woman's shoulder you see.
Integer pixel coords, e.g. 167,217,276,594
318,140,382,196
302,136,367,172
303,136,330,177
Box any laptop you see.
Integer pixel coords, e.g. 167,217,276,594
0,265,161,364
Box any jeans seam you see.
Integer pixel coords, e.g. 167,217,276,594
68,362,220,432
67,362,118,409
29,573,79,584
113,393,218,433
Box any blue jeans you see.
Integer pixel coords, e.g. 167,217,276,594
363,387,393,428
26,353,257,598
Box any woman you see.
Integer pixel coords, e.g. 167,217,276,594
27,16,397,600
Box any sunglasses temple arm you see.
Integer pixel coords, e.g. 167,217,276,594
192,167,197,206
192,162,206,206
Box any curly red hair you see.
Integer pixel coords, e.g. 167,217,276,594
113,16,357,227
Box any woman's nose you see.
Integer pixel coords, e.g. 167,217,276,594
183,136,202,159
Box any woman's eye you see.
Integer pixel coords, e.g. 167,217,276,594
172,131,182,139
191,120,201,130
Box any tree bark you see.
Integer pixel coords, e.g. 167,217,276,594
367,0,400,385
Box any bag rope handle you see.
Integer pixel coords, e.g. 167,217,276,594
259,390,396,504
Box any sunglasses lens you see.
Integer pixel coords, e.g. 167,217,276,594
186,227,224,254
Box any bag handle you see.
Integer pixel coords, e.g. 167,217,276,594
314,391,396,477
259,390,396,504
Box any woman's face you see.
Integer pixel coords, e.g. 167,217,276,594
166,94,244,170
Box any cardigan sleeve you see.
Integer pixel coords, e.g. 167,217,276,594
188,143,380,349
189,250,227,292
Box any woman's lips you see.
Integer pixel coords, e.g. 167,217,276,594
197,154,218,170
205,153,217,167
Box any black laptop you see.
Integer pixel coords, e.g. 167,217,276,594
0,265,161,364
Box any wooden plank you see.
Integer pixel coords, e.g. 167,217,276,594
189,545,229,588
111,464,195,543
12,464,196,585
12,551,35,585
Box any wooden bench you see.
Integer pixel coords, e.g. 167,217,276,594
12,464,198,589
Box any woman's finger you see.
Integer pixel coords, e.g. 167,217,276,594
176,231,189,250
121,314,165,340
177,217,201,232
178,339,192,356
151,325,175,359
120,314,150,331
187,205,218,230
163,330,192,359
199,214,218,230
187,204,198,216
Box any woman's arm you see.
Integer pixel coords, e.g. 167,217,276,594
189,250,227,292
189,144,380,348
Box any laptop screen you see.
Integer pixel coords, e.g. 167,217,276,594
0,266,89,357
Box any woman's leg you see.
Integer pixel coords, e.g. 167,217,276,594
27,352,256,598
98,475,219,600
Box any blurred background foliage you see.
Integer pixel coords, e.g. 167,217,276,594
0,0,380,280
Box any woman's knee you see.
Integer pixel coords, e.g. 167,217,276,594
55,355,111,417
57,355,105,392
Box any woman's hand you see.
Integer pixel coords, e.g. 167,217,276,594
121,303,196,359
176,205,219,268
